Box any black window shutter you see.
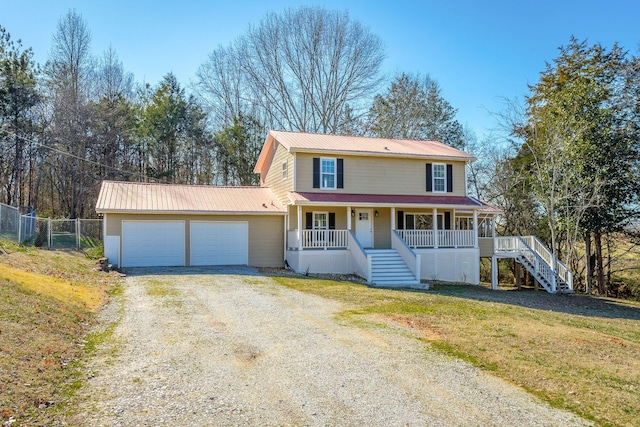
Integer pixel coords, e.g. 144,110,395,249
426,163,433,192
397,210,404,230
444,212,451,230
337,158,344,188
305,212,313,229
329,212,336,229
312,158,320,188
446,164,453,193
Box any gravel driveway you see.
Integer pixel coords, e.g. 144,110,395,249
68,267,590,426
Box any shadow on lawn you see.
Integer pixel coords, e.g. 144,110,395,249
263,268,640,321
426,282,640,320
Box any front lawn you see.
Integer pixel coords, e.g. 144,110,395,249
269,274,640,427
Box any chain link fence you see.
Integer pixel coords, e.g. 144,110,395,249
0,202,102,250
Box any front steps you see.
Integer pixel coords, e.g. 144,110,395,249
367,249,420,287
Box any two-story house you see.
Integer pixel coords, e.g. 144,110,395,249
96,130,502,288
255,130,500,286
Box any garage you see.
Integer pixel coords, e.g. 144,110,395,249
122,221,185,267
190,221,248,266
97,182,286,268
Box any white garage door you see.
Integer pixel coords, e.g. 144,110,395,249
190,221,248,266
122,221,185,267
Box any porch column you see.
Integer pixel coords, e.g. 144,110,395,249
491,214,496,237
297,205,303,251
473,210,479,248
433,208,438,248
491,256,498,290
347,206,352,230
391,207,396,230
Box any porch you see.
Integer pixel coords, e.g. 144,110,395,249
284,204,496,286
287,228,478,250
285,205,495,251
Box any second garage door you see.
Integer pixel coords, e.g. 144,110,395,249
190,221,248,266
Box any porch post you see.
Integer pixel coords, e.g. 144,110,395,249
491,214,496,237
491,256,498,290
473,210,478,248
433,208,438,248
391,207,395,230
347,206,352,230
297,205,303,251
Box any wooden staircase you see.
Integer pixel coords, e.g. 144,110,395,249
495,236,573,294
367,249,420,287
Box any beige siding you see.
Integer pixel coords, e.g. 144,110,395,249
373,208,391,248
295,153,467,196
264,142,294,204
105,213,284,267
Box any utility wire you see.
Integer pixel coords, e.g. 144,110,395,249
3,131,147,180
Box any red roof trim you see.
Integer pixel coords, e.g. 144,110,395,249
288,192,484,207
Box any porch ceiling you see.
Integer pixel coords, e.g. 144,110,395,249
288,191,486,209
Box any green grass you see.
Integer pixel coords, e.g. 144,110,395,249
269,274,640,427
0,239,120,425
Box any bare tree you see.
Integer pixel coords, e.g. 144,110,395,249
195,46,251,129
44,9,93,218
195,6,385,134
95,45,134,102
367,73,464,147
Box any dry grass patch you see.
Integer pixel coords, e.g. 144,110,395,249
0,241,119,425
269,275,640,427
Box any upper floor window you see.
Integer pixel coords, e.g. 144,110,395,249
426,162,452,193
282,160,288,180
433,163,446,192
321,157,336,189
313,157,343,189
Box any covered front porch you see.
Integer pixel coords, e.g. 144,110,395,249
283,193,498,285
286,205,492,251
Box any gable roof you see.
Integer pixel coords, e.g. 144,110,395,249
95,181,286,214
255,130,475,175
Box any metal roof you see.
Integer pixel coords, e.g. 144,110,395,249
271,130,475,159
254,130,476,175
288,192,486,209
96,181,286,214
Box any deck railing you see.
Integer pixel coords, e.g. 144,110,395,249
396,229,475,248
288,229,349,249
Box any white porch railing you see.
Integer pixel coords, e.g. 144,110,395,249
288,229,349,249
396,229,475,248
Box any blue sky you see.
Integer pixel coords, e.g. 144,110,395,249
2,0,639,138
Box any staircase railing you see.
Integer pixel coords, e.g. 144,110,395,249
494,236,573,293
392,230,421,281
348,230,371,283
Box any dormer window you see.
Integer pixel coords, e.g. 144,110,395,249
282,160,288,180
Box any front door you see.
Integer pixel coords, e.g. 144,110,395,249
355,209,373,248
